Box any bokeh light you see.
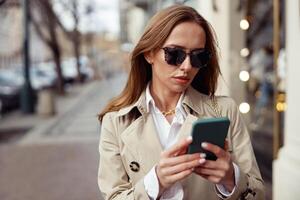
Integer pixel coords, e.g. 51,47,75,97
239,70,250,82
240,19,250,30
239,102,250,114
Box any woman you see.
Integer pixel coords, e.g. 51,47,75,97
98,5,264,200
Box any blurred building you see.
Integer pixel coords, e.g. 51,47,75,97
273,0,300,199
119,0,152,44
0,1,96,69
0,3,23,68
119,0,199,44
0,3,53,69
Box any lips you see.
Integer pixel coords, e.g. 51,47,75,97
173,76,190,84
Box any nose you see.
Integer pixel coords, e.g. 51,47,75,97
179,55,193,72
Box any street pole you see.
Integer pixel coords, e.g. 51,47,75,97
21,0,35,113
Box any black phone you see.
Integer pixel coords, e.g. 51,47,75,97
187,117,230,160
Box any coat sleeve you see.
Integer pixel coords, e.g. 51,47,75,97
218,98,265,200
98,113,150,200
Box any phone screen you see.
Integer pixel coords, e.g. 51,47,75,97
187,117,230,160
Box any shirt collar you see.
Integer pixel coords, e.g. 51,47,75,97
145,83,154,113
145,83,187,118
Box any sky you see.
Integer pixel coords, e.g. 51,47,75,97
53,0,120,36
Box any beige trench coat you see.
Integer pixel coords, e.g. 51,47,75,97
98,86,265,200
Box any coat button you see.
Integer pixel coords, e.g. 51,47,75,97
129,161,140,172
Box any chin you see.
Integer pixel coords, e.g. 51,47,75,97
169,84,189,93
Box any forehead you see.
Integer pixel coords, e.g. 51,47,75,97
163,21,206,49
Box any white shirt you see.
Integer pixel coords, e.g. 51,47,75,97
143,84,239,199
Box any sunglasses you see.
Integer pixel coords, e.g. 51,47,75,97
162,47,211,69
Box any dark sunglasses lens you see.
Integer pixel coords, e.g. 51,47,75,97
191,50,210,68
164,48,186,66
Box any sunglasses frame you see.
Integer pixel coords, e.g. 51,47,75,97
162,46,211,69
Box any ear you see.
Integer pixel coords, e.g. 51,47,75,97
144,51,154,65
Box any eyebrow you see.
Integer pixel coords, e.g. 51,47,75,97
166,44,205,50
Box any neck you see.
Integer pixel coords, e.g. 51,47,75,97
149,82,182,112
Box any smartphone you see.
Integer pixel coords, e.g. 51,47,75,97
187,117,230,160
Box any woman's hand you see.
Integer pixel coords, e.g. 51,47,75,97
155,137,203,196
194,142,235,192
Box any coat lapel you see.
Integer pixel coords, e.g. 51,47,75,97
120,113,199,176
120,114,163,174
177,113,199,141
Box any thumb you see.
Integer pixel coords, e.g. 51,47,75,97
224,139,229,151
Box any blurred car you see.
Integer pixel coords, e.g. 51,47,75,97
0,71,21,113
11,65,56,91
61,56,94,83
37,61,57,82
120,42,134,53
31,67,56,90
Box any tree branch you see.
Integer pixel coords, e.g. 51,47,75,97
0,0,6,6
30,0,54,46
30,11,52,47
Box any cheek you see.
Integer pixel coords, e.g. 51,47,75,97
152,64,175,79
153,57,176,76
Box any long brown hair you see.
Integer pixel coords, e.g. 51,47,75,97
99,5,221,121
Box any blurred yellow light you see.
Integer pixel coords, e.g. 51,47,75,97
276,102,287,112
240,19,250,30
239,70,250,82
239,102,250,114
277,93,286,101
240,48,250,57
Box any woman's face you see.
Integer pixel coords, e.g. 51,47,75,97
147,21,207,94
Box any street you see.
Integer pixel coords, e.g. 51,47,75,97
0,73,127,200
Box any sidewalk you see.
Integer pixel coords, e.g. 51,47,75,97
0,72,127,142
0,82,98,143
0,72,127,200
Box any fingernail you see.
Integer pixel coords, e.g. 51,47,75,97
199,158,206,164
186,136,192,142
201,142,207,148
200,153,206,158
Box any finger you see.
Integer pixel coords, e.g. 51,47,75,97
192,172,222,184
199,160,230,171
163,136,193,157
164,158,202,175
201,142,226,158
176,147,188,156
194,168,225,178
206,176,222,184
224,139,229,152
165,168,193,184
162,153,202,167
